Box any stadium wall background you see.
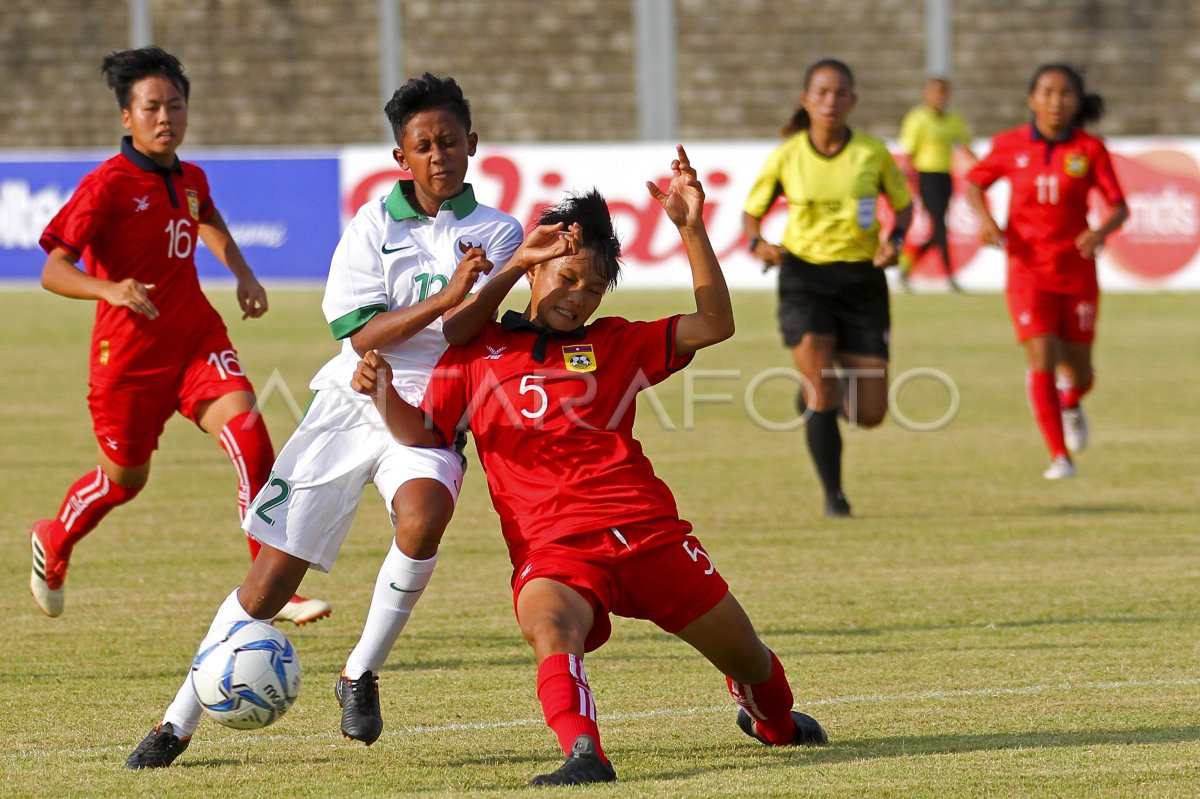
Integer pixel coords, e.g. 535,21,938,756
2,0,1199,148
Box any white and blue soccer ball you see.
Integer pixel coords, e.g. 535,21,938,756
191,620,301,730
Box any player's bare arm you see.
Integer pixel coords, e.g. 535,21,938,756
963,182,1005,247
199,208,267,319
443,223,581,345
1075,200,1128,258
41,247,159,320
350,248,491,356
648,145,734,356
873,204,913,267
351,350,440,448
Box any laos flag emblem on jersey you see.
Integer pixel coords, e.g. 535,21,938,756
1064,153,1089,178
186,189,201,220
563,344,596,372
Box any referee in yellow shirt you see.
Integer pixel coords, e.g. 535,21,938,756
898,77,975,291
744,58,912,518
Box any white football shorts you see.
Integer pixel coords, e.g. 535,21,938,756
242,388,464,572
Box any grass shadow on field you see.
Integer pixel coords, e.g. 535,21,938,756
821,724,1200,764
758,613,1187,640
613,725,1200,783
847,502,1173,521
1040,503,1176,516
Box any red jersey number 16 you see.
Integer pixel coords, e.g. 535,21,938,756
165,218,195,259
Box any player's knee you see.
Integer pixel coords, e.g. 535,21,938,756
521,613,584,654
393,514,447,560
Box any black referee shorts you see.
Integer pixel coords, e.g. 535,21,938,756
777,253,890,358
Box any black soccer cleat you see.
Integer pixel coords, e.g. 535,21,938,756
824,492,852,518
528,734,617,786
125,722,191,769
737,708,829,747
334,670,383,745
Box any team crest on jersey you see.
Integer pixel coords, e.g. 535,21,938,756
1063,153,1089,178
186,189,200,220
456,235,483,256
562,344,596,372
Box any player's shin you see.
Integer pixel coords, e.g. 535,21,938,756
537,653,608,762
805,409,844,500
50,467,143,557
727,649,796,745
218,411,274,522
343,543,437,677
1028,369,1068,458
162,588,257,736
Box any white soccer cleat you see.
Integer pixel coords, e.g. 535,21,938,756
1062,405,1089,453
30,521,66,618
273,595,332,626
1042,455,1077,480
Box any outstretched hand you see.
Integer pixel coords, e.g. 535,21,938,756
646,144,705,230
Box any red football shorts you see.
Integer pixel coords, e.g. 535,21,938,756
510,517,730,652
1006,282,1099,344
87,327,255,467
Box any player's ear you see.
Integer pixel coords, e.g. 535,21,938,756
121,108,133,131
392,147,407,171
467,131,478,157
525,262,544,286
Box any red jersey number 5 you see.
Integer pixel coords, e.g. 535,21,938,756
682,538,715,575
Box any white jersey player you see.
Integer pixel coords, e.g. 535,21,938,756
126,73,579,768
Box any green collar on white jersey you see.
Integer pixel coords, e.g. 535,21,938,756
385,180,479,221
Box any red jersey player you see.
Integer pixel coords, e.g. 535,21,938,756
30,47,329,624
351,146,828,786
965,63,1128,479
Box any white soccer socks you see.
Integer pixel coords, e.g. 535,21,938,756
343,544,438,679
162,588,257,736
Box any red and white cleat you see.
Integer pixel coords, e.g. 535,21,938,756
273,594,332,625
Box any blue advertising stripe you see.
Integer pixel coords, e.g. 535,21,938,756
0,152,341,280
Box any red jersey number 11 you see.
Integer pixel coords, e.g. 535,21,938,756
1034,174,1060,205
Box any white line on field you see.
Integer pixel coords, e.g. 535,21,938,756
8,677,1199,761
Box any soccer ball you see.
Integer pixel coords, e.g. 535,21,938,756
191,620,301,730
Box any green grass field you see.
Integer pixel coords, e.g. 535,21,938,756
1,286,1198,798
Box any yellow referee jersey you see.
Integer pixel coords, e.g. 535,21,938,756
899,104,971,173
745,131,912,264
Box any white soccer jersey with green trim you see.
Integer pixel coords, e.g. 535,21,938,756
310,181,523,402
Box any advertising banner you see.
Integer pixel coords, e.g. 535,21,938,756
0,151,340,281
341,139,1200,291
4,139,1198,290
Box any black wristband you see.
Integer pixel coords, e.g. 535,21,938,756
748,237,762,253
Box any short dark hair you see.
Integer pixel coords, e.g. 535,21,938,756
385,73,472,145
536,189,622,290
1028,63,1105,127
100,47,190,109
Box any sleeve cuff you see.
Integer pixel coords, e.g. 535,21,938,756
328,304,388,340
